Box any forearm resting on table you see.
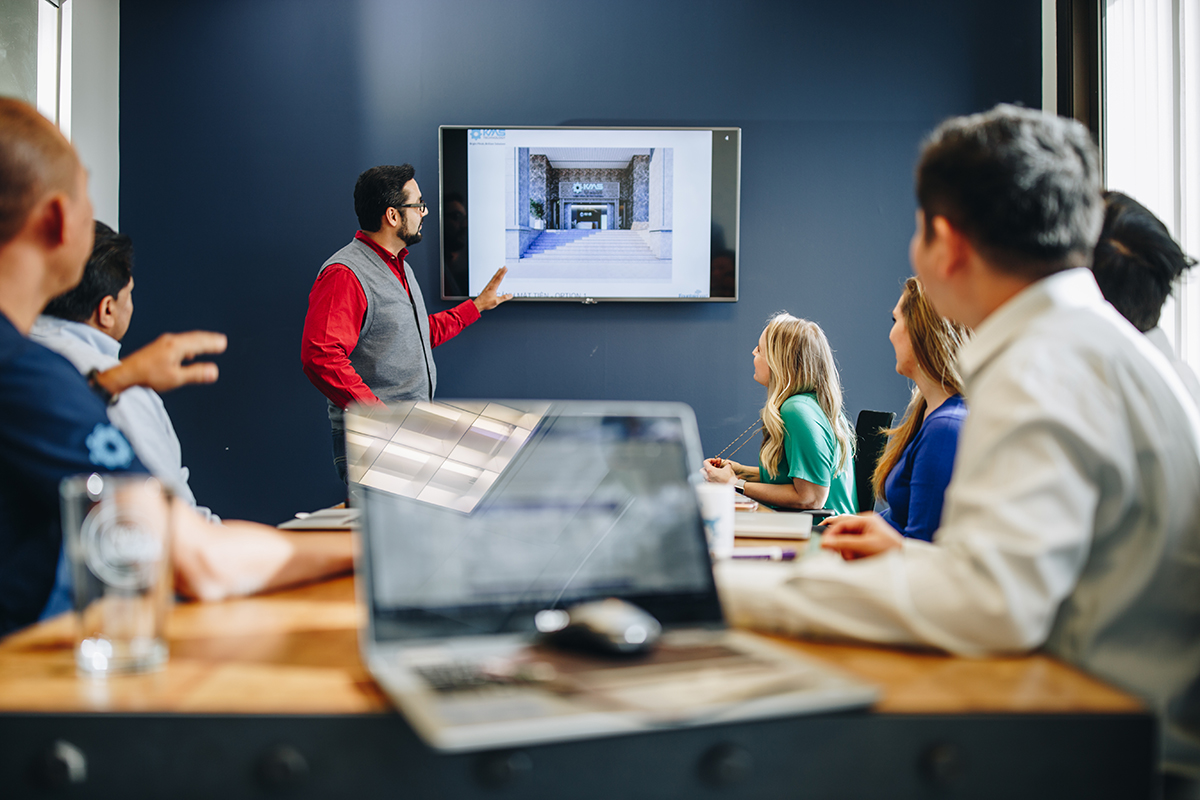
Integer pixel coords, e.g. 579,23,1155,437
731,463,759,481
172,504,355,601
745,477,828,510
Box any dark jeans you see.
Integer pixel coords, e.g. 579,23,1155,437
330,417,347,485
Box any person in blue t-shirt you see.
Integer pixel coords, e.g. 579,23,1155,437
703,313,857,514
824,277,969,558
0,309,148,632
0,97,353,637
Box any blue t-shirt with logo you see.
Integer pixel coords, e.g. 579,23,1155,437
0,311,144,636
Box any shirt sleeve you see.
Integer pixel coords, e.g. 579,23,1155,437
780,399,836,487
0,346,147,507
428,300,481,348
0,344,146,634
716,351,1100,656
897,416,962,541
300,265,383,409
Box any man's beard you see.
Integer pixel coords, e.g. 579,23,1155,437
400,221,423,246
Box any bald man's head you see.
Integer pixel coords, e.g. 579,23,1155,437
0,98,81,247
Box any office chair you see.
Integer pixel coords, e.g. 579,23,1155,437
854,409,895,513
768,411,893,519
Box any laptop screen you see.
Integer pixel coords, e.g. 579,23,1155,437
349,401,723,642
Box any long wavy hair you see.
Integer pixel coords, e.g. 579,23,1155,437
871,277,970,497
759,313,855,479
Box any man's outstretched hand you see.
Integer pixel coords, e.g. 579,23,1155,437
96,331,228,397
473,266,514,312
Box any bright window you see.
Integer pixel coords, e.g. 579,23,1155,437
1104,0,1200,369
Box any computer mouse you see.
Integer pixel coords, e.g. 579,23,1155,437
537,598,662,656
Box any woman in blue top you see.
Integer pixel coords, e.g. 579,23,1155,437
825,278,969,558
703,313,856,514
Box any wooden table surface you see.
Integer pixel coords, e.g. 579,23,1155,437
0,562,1142,718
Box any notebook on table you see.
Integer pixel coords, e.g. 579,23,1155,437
348,399,878,752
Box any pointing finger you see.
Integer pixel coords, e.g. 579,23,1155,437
175,331,228,359
178,362,220,385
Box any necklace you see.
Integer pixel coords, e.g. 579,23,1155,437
711,418,762,466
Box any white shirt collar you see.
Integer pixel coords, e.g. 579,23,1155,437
31,315,122,360
956,268,1105,382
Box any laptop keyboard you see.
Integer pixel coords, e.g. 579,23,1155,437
414,662,500,692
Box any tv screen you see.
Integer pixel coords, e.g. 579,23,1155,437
439,126,740,303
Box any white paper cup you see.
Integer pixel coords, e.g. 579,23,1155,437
696,482,736,559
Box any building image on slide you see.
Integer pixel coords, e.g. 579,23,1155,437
504,147,674,281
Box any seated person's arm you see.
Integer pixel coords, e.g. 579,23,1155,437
749,476,828,510
703,458,760,482
749,398,839,509
171,503,355,601
93,331,227,397
703,459,827,508
900,417,961,541
821,512,904,559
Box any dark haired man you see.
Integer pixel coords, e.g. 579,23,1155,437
301,165,511,481
1093,191,1200,407
719,106,1200,783
0,97,352,635
31,221,212,518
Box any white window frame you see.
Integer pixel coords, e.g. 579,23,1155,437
1102,0,1200,371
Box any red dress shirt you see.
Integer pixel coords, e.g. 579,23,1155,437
301,231,481,409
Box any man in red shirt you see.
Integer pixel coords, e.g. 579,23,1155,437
301,164,510,481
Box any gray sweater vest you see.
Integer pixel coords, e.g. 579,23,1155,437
319,238,436,417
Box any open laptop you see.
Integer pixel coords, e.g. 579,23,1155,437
348,399,878,752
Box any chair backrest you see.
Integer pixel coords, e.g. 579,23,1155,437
854,409,895,513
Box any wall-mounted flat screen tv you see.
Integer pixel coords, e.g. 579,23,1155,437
439,126,740,303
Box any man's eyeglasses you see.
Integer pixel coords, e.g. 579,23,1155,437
396,202,428,213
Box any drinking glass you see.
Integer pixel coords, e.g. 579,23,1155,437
60,473,173,675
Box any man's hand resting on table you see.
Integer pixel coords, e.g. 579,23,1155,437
94,331,228,398
820,512,905,560
473,266,514,311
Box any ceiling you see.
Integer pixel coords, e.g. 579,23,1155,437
530,147,651,170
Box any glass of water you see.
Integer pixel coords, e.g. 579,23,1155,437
60,473,173,676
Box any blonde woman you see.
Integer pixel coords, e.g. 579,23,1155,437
703,313,856,513
822,277,969,558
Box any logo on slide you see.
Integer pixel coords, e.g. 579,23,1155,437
469,129,506,141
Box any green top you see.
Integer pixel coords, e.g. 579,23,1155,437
757,393,856,515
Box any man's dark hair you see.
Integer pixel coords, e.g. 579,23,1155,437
1093,191,1198,332
354,164,416,231
916,104,1104,279
43,221,133,323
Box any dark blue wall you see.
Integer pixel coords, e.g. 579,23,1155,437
119,0,1041,524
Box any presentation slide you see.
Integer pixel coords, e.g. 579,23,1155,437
463,128,713,300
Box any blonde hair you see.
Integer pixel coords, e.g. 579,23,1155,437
759,313,855,479
871,277,971,497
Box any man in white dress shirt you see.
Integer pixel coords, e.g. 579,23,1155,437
717,105,1200,786
30,221,215,520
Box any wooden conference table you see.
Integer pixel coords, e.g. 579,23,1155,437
0,532,1156,799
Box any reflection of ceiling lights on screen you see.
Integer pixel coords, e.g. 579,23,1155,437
346,401,548,513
